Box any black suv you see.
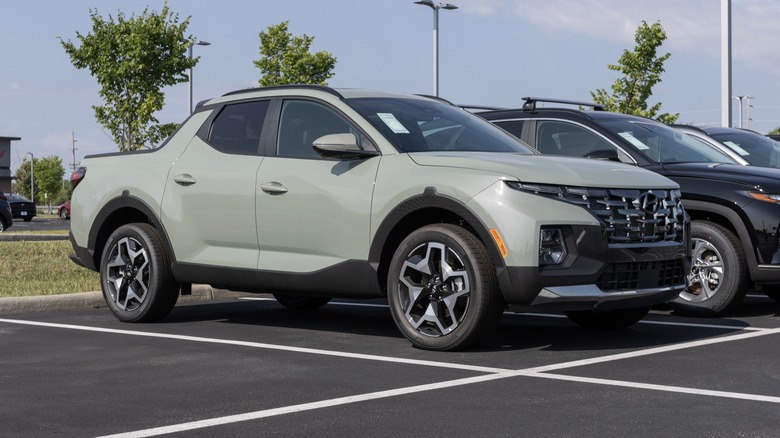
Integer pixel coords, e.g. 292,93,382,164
479,98,780,315
0,191,12,232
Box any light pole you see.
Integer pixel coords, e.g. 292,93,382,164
188,39,211,114
733,95,745,128
25,152,34,204
414,0,458,96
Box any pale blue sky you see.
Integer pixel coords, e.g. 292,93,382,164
2,0,779,175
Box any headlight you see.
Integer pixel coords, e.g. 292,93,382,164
540,227,567,265
749,192,780,203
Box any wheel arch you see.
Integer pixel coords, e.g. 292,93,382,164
87,193,178,278
369,187,508,294
684,199,758,279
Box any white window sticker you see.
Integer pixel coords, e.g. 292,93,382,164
618,132,650,150
723,141,750,156
377,113,409,134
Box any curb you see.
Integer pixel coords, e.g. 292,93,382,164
0,234,70,241
0,285,253,314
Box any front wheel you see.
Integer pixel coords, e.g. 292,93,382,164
566,307,650,329
387,224,504,351
100,223,179,322
668,221,747,316
60,209,68,220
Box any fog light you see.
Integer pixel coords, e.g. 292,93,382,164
540,228,567,265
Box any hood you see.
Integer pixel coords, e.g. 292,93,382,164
409,152,678,189
659,162,780,191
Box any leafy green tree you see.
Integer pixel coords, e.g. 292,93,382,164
591,21,679,124
254,21,337,86
769,127,780,135
14,156,65,205
59,4,197,151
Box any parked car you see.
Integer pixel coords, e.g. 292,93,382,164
68,86,689,351
0,192,12,232
58,201,71,220
673,125,780,168
479,97,780,314
8,193,36,222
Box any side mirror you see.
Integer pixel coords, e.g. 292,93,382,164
313,133,379,159
585,149,621,162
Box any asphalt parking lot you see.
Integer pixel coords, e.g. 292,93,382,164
2,292,779,437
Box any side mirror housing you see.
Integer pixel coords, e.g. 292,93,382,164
313,133,379,159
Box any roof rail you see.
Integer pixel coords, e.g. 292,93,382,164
522,97,606,111
222,84,344,99
415,94,456,105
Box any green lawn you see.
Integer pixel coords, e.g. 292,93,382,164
0,240,100,297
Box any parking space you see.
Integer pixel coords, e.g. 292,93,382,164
2,293,779,437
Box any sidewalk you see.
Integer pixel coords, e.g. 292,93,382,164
0,285,253,314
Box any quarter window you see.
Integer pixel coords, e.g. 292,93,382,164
208,101,269,155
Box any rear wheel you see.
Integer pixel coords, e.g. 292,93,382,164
566,307,650,329
100,223,179,322
60,208,68,220
387,224,504,351
273,294,331,310
669,221,747,316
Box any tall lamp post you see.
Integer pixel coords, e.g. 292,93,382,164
25,152,34,204
414,0,458,96
188,39,211,114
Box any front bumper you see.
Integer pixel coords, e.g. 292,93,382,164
499,224,690,312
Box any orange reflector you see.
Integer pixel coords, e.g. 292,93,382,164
489,228,508,258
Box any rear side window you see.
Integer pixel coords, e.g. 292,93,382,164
208,101,270,155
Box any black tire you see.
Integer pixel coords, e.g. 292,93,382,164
0,219,6,232
566,307,650,329
760,286,780,303
273,294,331,310
387,224,504,351
60,209,68,220
668,221,747,316
100,223,179,323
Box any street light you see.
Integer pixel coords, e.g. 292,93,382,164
25,152,34,204
732,95,745,128
188,39,211,114
414,0,458,96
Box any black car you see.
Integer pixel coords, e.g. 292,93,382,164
673,125,780,168
479,97,780,315
8,193,36,222
0,192,12,232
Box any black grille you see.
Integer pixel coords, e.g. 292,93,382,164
514,183,686,245
597,258,686,291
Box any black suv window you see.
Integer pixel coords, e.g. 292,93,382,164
536,120,617,157
277,100,356,158
208,101,269,155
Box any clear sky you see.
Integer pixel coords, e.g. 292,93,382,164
2,0,779,176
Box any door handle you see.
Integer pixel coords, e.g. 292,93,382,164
173,174,197,186
260,182,288,194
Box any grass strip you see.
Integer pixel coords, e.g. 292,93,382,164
0,240,100,297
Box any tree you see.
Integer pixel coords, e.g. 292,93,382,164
59,3,197,151
254,21,337,86
769,127,780,135
14,156,65,205
590,21,679,124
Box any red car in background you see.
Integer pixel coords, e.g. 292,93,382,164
58,201,71,220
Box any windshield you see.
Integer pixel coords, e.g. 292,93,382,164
599,119,736,164
710,131,780,167
345,97,532,154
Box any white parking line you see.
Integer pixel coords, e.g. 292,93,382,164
2,319,780,437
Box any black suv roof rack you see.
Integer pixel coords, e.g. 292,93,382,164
522,97,606,112
222,84,343,99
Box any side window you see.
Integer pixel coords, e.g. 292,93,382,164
277,100,355,158
208,101,269,155
535,120,631,163
495,120,525,140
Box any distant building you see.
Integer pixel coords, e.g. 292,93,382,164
0,136,21,194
